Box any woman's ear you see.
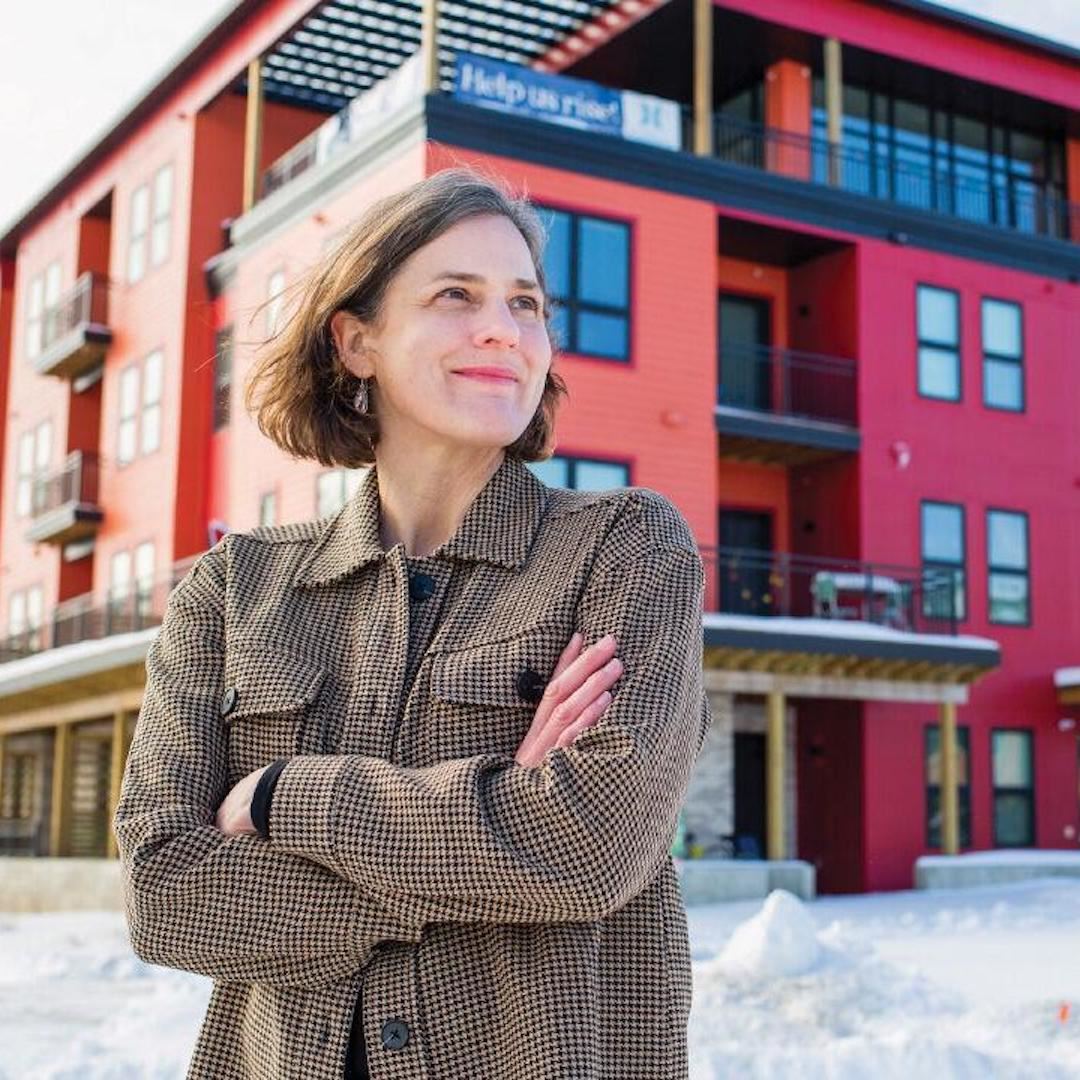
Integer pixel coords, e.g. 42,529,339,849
329,309,371,378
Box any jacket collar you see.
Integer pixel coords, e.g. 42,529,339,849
292,454,550,588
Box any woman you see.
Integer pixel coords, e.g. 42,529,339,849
115,167,711,1079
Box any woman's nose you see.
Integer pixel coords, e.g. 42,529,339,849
472,298,521,347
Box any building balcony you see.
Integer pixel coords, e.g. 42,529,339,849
0,556,200,666
716,343,858,464
34,272,112,381
699,545,1000,693
25,452,104,546
712,116,1079,246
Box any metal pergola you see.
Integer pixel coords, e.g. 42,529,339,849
253,0,640,114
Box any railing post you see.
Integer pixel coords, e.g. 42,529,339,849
824,37,843,187
242,57,264,214
693,0,713,156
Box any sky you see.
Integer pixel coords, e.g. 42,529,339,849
1,0,1079,233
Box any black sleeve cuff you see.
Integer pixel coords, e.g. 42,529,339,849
251,759,289,840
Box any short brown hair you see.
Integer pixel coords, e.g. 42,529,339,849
243,167,568,468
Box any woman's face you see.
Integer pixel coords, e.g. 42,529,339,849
337,212,552,455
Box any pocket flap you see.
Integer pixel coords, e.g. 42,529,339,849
225,645,328,720
430,630,560,708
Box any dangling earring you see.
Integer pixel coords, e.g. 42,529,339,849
353,376,370,414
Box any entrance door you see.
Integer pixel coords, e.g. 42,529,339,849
719,294,772,411
719,509,774,615
734,732,766,858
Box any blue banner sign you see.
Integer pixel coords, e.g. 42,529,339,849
454,53,681,152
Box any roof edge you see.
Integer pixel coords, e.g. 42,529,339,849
0,0,259,257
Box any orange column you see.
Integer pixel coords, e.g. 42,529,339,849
1067,137,1080,243
764,60,812,180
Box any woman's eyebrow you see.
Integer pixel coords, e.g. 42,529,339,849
429,270,540,290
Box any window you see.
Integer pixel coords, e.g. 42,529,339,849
259,491,277,527
992,729,1034,846
266,270,286,337
134,541,155,620
25,261,60,360
17,420,53,518
917,285,960,401
141,349,163,454
920,501,965,621
526,455,630,490
16,432,34,517
128,183,150,284
213,328,233,431
538,207,631,361
150,164,173,267
981,299,1023,411
117,364,140,465
2,751,37,820
925,724,971,848
987,509,1029,625
8,585,44,653
316,468,368,517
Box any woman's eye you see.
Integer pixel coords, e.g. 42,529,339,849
512,295,541,312
438,287,470,301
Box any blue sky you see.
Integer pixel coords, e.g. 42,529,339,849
2,0,1078,229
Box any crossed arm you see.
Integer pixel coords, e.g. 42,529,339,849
115,497,711,988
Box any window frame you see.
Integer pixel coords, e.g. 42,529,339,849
117,363,141,466
150,163,174,268
919,499,966,623
127,182,150,285
213,327,233,432
258,489,278,528
535,202,633,364
915,283,962,403
980,296,1024,413
527,452,632,491
924,722,972,849
991,727,1035,847
986,507,1031,627
140,349,164,455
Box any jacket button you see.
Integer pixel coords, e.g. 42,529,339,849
380,1018,410,1050
515,668,546,704
408,572,436,601
219,686,239,717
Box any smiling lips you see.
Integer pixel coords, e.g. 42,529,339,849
452,366,518,383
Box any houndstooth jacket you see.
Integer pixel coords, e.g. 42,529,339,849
114,453,712,1079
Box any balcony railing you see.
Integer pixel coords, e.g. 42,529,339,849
0,555,202,665
35,271,112,379
26,451,104,546
700,546,962,636
718,342,857,427
713,115,1079,242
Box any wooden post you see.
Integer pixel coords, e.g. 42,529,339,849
939,701,959,855
693,0,713,156
242,57,264,214
823,36,843,186
420,0,440,94
49,723,72,857
107,711,129,858
766,691,786,860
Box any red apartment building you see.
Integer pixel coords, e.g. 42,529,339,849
0,0,1077,894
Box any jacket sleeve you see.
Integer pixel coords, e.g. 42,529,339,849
113,540,424,989
267,492,712,925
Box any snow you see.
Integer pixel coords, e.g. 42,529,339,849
703,612,1000,653
5,879,1080,1078
918,849,1080,868
0,628,155,696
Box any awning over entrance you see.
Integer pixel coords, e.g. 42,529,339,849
1055,667,1080,706
704,613,1000,702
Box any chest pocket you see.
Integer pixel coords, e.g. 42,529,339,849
222,644,329,783
427,626,565,762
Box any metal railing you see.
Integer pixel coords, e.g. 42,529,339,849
699,545,962,636
718,342,857,426
712,115,1079,242
40,272,110,354
0,555,201,665
30,451,100,519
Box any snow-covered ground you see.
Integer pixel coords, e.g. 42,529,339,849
4,878,1080,1078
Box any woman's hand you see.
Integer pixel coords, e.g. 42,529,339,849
515,633,622,768
215,763,272,836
